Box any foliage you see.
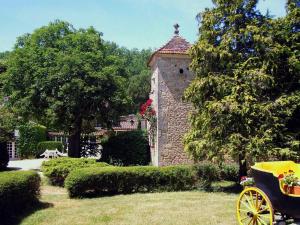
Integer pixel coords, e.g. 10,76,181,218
0,58,17,142
101,130,150,166
104,42,152,113
193,161,220,188
184,0,300,176
18,122,47,158
220,163,239,182
280,170,300,187
4,20,130,157
37,141,64,156
42,157,109,186
0,142,9,170
0,171,40,219
240,177,255,187
0,107,17,142
65,165,197,198
140,99,156,145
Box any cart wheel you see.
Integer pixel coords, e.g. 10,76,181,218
237,187,274,225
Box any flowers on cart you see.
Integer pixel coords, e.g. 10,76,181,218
240,176,254,187
278,170,300,195
278,170,300,187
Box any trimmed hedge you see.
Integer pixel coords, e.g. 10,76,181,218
18,123,47,158
37,141,64,157
220,163,239,182
0,142,9,170
65,165,197,198
42,157,110,186
101,130,150,166
0,171,40,218
193,162,220,186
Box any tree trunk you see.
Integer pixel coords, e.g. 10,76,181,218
238,154,248,180
68,119,82,158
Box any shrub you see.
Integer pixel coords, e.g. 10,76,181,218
18,122,47,158
0,171,40,219
0,142,9,170
101,130,150,166
42,157,110,186
193,162,220,188
37,141,64,157
65,165,197,198
220,163,239,182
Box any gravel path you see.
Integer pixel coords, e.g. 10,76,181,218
8,158,48,171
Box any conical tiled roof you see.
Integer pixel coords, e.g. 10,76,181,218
156,35,191,54
148,35,191,66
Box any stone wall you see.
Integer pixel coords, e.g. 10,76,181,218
151,55,194,166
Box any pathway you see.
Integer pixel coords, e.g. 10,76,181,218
8,158,48,171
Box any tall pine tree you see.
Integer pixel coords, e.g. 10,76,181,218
184,0,300,176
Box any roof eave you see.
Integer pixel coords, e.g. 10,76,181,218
147,52,191,67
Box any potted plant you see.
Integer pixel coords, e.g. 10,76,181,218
279,171,300,195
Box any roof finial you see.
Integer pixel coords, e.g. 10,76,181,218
174,23,179,35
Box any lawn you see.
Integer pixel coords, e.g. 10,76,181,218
18,183,239,225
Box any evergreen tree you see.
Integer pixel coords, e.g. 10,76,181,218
184,0,300,176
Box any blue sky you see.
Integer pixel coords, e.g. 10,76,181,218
0,0,287,52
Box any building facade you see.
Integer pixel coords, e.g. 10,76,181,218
148,25,194,166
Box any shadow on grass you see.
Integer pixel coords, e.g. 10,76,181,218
202,181,242,194
1,201,53,225
4,167,22,171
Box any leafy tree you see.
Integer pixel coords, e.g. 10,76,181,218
104,43,152,113
4,20,129,157
0,58,17,143
126,49,152,112
184,0,300,177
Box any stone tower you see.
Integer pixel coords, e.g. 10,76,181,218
148,24,194,166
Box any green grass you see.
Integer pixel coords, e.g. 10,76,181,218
18,182,239,225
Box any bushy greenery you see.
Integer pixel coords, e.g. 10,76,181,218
4,21,133,158
184,0,300,176
65,165,197,198
18,122,47,158
193,162,220,184
0,171,40,218
101,130,150,166
42,157,109,186
0,142,9,170
37,141,64,156
220,163,239,182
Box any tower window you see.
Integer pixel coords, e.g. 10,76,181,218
179,68,184,74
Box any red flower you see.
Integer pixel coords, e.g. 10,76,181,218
146,99,153,106
278,174,284,179
240,176,247,181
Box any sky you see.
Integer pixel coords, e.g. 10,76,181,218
0,0,287,52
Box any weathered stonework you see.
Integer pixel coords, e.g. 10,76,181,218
149,54,194,166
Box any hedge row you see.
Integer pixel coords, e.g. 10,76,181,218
65,165,197,198
42,158,110,186
0,171,40,218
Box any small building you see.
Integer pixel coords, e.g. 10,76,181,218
7,141,18,160
148,24,194,166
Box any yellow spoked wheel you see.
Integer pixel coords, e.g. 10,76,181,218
237,187,274,225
